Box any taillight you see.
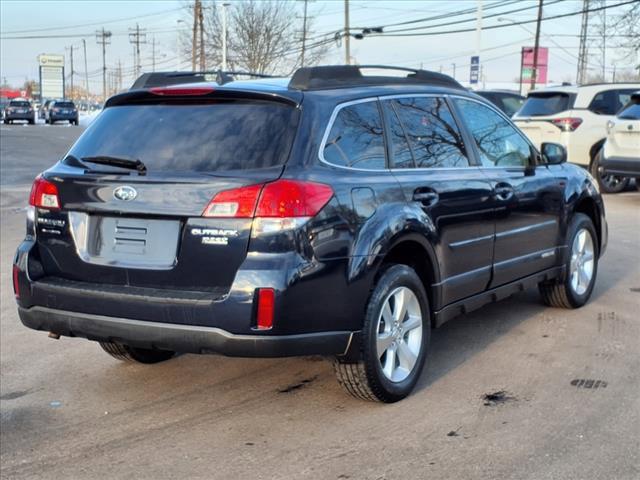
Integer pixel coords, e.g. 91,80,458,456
255,180,334,218
256,288,275,330
203,184,262,218
550,117,583,132
29,176,60,209
12,265,20,299
149,86,215,96
203,179,333,220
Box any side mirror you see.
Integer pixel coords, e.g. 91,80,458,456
541,142,567,165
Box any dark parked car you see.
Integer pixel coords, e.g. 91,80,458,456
3,99,35,124
46,100,79,125
476,89,525,117
14,66,607,402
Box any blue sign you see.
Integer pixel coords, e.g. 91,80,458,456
470,56,480,84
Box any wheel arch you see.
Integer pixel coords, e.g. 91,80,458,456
374,234,440,325
573,195,602,253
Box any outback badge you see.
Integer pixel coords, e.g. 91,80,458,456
113,186,138,201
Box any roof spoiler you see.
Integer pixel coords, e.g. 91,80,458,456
288,65,464,91
130,71,275,90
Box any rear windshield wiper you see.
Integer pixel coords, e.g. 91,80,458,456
81,156,147,175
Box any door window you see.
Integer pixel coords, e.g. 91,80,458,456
384,97,469,168
454,98,532,168
588,89,638,116
323,101,386,169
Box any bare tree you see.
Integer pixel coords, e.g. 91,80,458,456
612,2,640,72
228,1,298,74
179,0,328,75
589,1,640,81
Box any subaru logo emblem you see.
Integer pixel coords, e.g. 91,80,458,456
113,186,137,201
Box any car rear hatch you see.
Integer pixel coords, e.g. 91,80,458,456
32,86,301,294
609,101,640,157
514,91,576,146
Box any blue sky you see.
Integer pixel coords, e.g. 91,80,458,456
1,0,636,92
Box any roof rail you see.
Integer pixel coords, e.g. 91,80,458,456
130,70,274,90
289,65,464,91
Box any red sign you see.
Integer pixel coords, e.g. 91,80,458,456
0,88,22,99
521,47,548,84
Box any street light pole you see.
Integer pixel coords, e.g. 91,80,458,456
222,2,230,70
344,0,350,65
176,19,186,70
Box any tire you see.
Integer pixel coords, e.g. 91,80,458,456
334,264,430,403
635,178,640,191
590,149,629,193
539,213,598,309
99,342,175,364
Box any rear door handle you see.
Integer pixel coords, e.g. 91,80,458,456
494,183,514,201
413,190,439,207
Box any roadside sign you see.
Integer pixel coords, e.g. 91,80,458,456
38,54,64,67
38,54,64,100
470,56,479,85
521,47,548,84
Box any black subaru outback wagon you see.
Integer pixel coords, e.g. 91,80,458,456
14,66,607,402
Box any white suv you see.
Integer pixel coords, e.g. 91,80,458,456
601,92,640,187
513,83,640,193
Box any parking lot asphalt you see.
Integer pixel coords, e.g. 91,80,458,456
1,124,639,480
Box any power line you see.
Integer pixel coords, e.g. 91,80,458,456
379,0,563,34
364,0,636,37
2,7,182,35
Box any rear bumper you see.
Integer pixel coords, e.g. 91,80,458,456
49,114,78,122
18,306,355,357
4,113,34,121
599,156,640,178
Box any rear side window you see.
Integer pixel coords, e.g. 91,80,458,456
384,97,469,169
323,101,386,169
589,89,638,115
617,103,640,120
67,100,299,172
519,93,572,116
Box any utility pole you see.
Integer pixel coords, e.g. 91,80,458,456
531,0,544,90
476,0,482,85
117,59,122,92
152,36,156,72
601,7,606,81
344,0,350,65
69,45,74,99
96,28,112,101
82,39,89,100
129,23,147,78
301,0,309,67
192,0,200,71
222,3,230,70
451,63,456,80
199,2,205,71
577,0,590,85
